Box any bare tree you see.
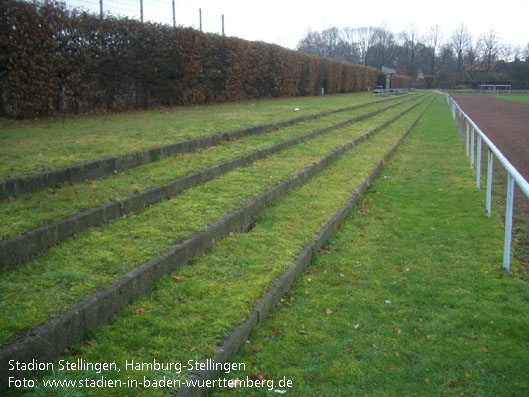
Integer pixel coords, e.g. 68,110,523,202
451,24,472,73
297,30,325,56
355,26,378,66
425,25,442,75
397,24,419,76
320,27,342,58
478,29,501,71
365,24,397,69
340,27,361,64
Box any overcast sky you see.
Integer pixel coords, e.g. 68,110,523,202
70,0,529,50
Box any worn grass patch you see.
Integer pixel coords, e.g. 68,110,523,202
11,95,433,396
209,96,529,396
0,96,429,347
0,95,415,240
0,92,388,179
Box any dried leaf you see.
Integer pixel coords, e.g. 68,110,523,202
171,275,184,281
326,309,333,314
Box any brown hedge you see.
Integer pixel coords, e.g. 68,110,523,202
0,0,378,119
391,74,411,89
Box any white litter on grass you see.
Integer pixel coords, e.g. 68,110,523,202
294,108,299,111
274,390,287,394
385,300,392,305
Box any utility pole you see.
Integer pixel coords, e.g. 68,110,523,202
140,0,143,22
199,8,202,32
172,0,175,27
222,14,224,36
99,0,103,19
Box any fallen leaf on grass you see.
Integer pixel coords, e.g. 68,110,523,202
248,346,260,355
326,309,333,314
424,378,430,384
85,341,94,346
133,308,145,314
298,330,306,335
354,324,360,329
171,275,184,281
189,346,196,352
481,347,488,353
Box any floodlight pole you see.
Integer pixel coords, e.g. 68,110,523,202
172,0,175,27
99,0,103,19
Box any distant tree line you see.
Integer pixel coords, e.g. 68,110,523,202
297,24,529,88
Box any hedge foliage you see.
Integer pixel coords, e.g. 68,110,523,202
391,74,411,89
0,0,378,119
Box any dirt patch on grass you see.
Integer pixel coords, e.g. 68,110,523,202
453,95,529,274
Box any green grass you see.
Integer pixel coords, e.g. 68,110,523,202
497,95,529,104
210,96,529,396
0,95,430,347
0,95,418,240
0,92,388,179
10,95,432,396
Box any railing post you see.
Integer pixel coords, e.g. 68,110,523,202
466,124,470,157
470,127,475,169
486,149,493,217
503,175,514,271
476,136,482,189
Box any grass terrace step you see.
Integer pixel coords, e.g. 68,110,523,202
0,94,409,197
0,95,423,266
209,97,529,396
0,96,432,387
3,95,434,396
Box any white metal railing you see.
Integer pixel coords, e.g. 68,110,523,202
446,93,529,271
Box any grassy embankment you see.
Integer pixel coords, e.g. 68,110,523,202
210,95,529,396
7,97,433,396
0,96,428,347
0,92,387,178
0,95,417,241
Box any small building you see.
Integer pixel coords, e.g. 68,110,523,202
377,66,396,90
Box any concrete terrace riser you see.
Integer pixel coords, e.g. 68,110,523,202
0,95,425,269
175,96,435,397
0,95,408,199
0,96,430,390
